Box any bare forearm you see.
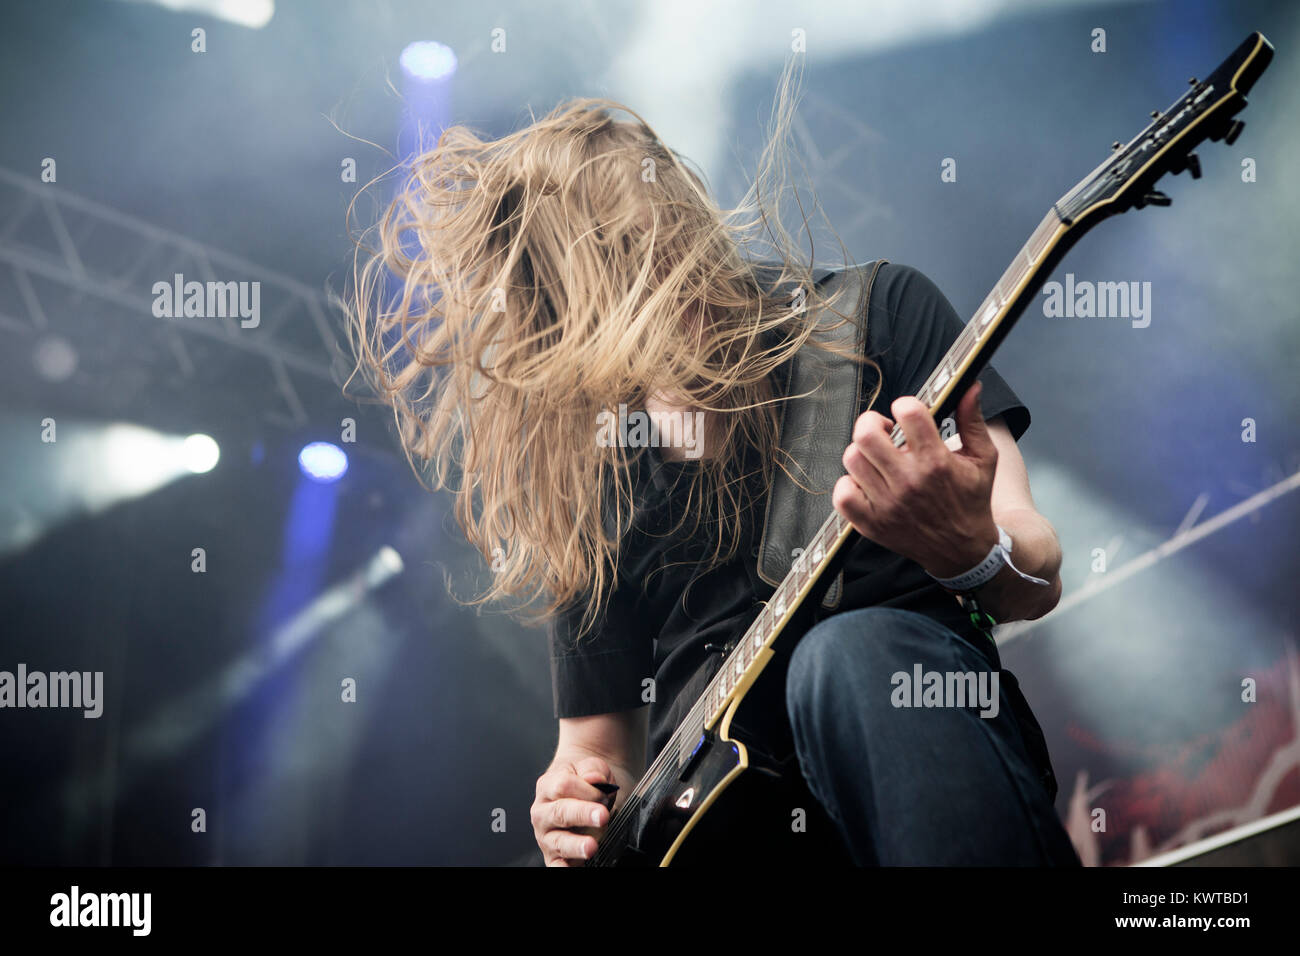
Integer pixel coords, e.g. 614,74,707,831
552,711,647,788
975,507,1062,622
549,744,642,792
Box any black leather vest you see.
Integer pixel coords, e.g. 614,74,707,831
748,259,888,608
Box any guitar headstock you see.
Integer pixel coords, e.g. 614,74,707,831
1057,31,1274,224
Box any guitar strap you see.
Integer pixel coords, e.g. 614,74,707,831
753,259,887,609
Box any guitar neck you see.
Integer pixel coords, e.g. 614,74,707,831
907,208,1070,440
703,208,1076,722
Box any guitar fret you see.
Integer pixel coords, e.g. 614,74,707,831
991,247,1034,314
1015,245,1032,278
1027,227,1046,263
931,362,952,391
994,271,1014,306
977,298,999,326
1028,211,1059,262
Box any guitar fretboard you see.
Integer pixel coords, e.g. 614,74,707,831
913,209,1062,419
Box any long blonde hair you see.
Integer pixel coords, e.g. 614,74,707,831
343,58,878,638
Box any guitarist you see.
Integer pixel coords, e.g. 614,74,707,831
535,258,1081,867
344,90,1082,867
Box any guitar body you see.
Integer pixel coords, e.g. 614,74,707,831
596,631,852,867
596,728,851,867
594,726,746,868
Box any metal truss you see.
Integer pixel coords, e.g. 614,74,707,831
790,89,895,240
996,468,1300,646
0,167,350,427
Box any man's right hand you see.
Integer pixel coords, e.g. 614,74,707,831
531,756,617,867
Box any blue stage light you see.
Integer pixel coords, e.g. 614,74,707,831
298,442,348,482
399,41,457,81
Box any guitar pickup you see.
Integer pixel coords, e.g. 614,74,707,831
678,732,708,781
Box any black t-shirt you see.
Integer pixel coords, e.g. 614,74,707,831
547,262,1031,760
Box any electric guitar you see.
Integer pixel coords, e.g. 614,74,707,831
588,31,1275,867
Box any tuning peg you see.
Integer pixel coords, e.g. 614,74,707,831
1223,119,1245,145
1188,77,1198,85
1112,141,1122,150
1150,110,1161,119
1171,153,1203,179
1137,190,1172,208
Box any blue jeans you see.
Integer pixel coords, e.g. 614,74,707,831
785,607,1081,866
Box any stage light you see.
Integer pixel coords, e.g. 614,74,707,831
32,336,77,381
118,0,275,29
399,41,457,81
122,544,407,768
0,418,230,557
298,442,348,482
101,424,177,497
181,434,220,474
365,546,405,586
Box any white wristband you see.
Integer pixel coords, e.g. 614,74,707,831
928,525,1051,593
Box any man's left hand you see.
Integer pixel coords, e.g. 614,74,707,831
832,381,999,579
